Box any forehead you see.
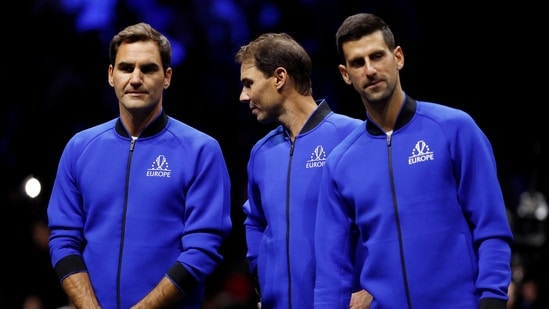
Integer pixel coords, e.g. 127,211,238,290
115,40,161,64
342,31,387,58
240,61,265,80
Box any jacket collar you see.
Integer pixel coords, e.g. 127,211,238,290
115,109,168,138
300,99,332,134
366,95,416,136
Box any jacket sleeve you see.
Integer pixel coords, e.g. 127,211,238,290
48,136,89,279
314,160,355,309
451,112,513,303
242,199,264,275
242,199,262,301
169,138,232,292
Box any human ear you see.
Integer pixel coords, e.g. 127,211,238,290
338,64,352,85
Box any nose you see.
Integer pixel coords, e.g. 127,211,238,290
239,89,250,103
365,60,377,76
130,69,143,85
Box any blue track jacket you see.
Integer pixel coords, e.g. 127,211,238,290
314,95,513,309
244,100,365,308
47,110,232,309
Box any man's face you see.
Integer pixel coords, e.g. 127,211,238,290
338,30,403,105
239,61,281,124
108,40,171,113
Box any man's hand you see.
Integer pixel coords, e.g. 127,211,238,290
349,289,373,309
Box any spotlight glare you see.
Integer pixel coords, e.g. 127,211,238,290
24,176,42,199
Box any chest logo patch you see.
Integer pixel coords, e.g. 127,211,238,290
147,155,172,177
408,140,434,165
306,145,327,169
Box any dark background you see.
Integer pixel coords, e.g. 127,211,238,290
1,0,547,308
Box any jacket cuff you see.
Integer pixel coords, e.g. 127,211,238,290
479,298,507,309
166,263,199,293
54,254,87,282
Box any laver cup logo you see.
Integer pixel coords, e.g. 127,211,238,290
147,155,172,177
408,140,434,165
306,145,327,169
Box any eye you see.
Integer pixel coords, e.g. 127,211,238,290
371,52,384,61
118,63,135,73
242,79,252,88
349,58,365,68
139,63,161,74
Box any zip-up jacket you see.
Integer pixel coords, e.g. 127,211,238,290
48,110,232,309
244,100,365,308
314,95,513,309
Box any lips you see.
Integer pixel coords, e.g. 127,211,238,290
365,80,382,89
126,91,147,96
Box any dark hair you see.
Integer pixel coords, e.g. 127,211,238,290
336,13,396,60
109,22,172,72
235,32,312,96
